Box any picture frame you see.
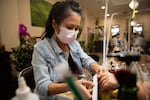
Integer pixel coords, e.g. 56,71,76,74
30,0,53,27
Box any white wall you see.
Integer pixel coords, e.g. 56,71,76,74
17,0,51,38
0,0,95,51
0,0,45,51
77,0,96,44
2,0,149,51
78,8,96,44
0,0,19,51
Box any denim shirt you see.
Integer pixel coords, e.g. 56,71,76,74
31,36,96,100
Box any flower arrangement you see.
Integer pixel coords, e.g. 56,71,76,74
10,24,36,72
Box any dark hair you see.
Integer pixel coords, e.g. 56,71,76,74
44,0,82,38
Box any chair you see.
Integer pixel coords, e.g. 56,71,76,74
18,66,35,91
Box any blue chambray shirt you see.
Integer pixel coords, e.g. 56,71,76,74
31,35,96,100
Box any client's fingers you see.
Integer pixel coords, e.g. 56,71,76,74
76,80,94,100
79,84,92,99
98,72,118,91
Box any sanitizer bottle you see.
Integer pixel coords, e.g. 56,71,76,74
11,77,39,100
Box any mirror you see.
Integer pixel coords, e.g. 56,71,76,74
111,24,120,36
133,24,144,35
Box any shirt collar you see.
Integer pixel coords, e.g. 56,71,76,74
48,35,78,55
68,41,78,54
48,36,63,55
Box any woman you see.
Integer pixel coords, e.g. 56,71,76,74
32,0,117,99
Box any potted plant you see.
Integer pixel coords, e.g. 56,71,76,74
10,37,36,72
10,24,36,72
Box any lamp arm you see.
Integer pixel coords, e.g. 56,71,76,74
106,13,118,57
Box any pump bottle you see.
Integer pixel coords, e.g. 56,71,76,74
11,77,39,100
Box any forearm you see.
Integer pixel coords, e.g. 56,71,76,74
48,82,69,95
90,62,105,73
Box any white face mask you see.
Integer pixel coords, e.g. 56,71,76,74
57,27,79,44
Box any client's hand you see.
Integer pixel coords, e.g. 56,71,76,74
76,80,94,100
137,80,150,100
97,70,118,91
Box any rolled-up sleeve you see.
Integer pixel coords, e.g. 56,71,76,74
75,41,96,69
32,45,52,96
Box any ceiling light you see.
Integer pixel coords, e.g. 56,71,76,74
107,14,110,16
130,20,136,26
101,6,105,9
129,0,139,10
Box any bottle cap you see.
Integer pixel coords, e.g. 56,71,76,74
16,77,31,95
11,77,39,100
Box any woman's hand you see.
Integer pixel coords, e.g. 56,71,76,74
97,70,118,91
76,80,94,100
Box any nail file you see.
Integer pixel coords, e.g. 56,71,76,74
92,74,98,100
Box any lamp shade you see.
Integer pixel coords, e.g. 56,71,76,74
129,0,139,9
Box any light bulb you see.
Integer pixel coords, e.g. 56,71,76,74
101,6,105,9
130,20,136,26
129,0,139,9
